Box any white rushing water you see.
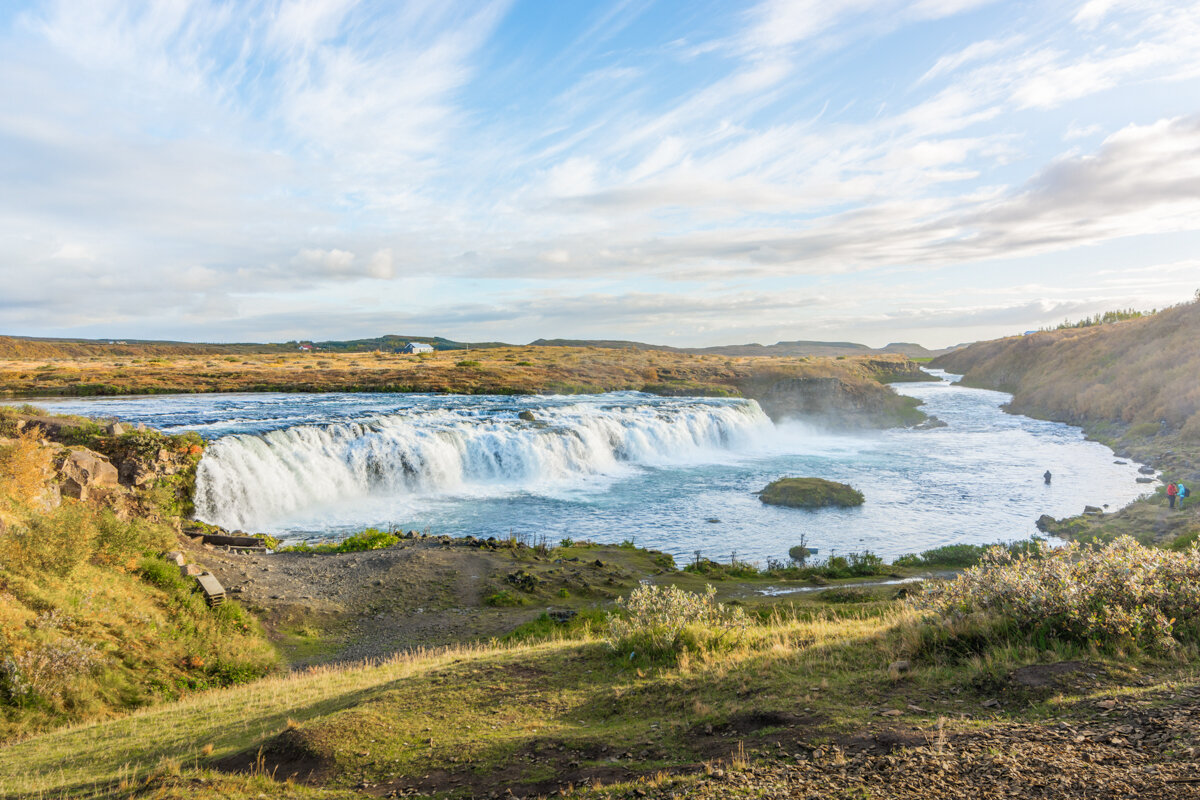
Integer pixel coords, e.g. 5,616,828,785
191,399,772,531
24,374,1154,563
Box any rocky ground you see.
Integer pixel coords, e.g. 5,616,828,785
189,536,671,665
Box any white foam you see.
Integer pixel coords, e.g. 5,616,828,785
193,400,773,530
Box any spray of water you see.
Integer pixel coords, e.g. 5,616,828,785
193,400,771,530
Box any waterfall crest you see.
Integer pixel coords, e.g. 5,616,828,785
193,399,771,530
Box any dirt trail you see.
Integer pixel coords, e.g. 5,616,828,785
194,539,543,665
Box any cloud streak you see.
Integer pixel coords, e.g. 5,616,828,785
1,0,1199,347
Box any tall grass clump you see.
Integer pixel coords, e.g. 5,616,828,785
606,584,749,662
913,536,1200,653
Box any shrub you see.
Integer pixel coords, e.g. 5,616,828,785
606,584,748,660
484,590,528,607
894,539,1044,568
787,544,811,564
0,504,97,577
278,528,399,554
913,536,1200,652
93,510,173,566
821,587,873,603
455,360,480,368
0,637,104,706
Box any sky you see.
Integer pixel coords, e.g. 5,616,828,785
2,0,1200,348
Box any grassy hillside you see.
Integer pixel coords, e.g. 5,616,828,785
0,430,278,741
931,295,1200,547
931,297,1200,439
0,346,931,427
4,538,1200,799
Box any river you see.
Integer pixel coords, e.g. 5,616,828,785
22,371,1150,564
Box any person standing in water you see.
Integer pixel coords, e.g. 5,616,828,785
1044,470,1052,485
1167,481,1178,509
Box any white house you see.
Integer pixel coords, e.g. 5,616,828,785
401,342,434,354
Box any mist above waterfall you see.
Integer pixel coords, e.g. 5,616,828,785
192,398,772,531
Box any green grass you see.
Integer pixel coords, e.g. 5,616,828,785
277,528,400,554
2,594,1190,800
758,477,864,509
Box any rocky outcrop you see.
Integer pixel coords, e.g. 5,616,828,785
860,358,936,383
57,449,119,500
750,376,926,429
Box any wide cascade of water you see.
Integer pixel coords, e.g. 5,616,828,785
25,379,1153,562
192,400,772,531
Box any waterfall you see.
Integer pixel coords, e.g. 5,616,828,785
193,399,771,530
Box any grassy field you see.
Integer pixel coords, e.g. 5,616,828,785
0,344,929,420
3,580,1197,799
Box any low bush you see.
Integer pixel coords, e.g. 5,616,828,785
913,536,1200,652
893,539,1044,569
278,528,399,554
606,584,749,661
484,590,528,607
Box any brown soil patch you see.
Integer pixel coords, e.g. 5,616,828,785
1010,660,1089,688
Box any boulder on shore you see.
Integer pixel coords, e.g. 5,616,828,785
758,477,864,510
58,449,119,500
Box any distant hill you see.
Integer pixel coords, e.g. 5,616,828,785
530,338,958,359
931,297,1200,439
1,333,957,360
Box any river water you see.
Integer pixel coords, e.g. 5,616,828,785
21,372,1150,564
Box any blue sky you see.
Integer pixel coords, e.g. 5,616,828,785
2,0,1200,348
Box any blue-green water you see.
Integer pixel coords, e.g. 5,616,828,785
24,373,1150,564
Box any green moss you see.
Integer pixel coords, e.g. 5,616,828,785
758,477,864,509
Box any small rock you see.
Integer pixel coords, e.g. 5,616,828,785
1097,699,1118,710
981,698,1000,708
880,709,903,717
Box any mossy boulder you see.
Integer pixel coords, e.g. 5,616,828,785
758,477,864,509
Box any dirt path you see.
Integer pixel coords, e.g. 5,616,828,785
193,539,545,666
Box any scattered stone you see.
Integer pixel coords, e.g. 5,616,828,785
164,551,187,566
1084,505,1102,514
517,410,537,422
106,422,126,435
1139,465,1156,475
58,449,119,500
1136,477,1156,484
982,698,1000,708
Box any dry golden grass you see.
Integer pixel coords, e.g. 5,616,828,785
0,345,918,411
934,298,1200,437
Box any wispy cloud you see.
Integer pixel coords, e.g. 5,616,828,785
1,0,1199,347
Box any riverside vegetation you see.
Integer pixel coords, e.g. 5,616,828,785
758,477,865,509
932,291,1200,549
4,323,1200,797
